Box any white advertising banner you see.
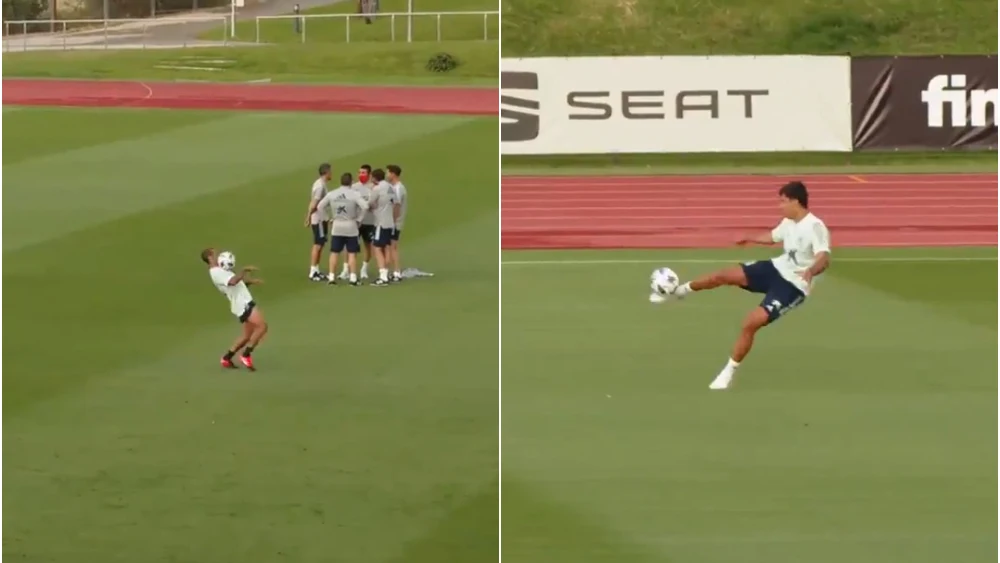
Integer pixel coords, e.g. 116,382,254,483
501,56,853,154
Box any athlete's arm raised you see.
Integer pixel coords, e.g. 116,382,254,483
735,232,779,246
226,266,258,286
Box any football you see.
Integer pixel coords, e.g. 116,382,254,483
218,251,236,271
650,267,679,296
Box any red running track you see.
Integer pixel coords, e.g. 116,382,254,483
502,174,998,249
2,78,496,115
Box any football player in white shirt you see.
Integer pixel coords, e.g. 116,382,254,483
202,248,268,371
304,163,333,282
386,164,408,282
667,181,831,390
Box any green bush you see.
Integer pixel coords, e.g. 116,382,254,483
425,52,459,73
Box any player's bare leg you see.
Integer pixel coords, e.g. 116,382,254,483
388,243,401,282
391,241,402,281
309,243,323,279
342,238,373,279
339,239,356,280
240,309,269,371
222,324,253,369
372,246,390,286
665,265,767,389
673,266,748,297
327,251,340,285
361,240,373,279
710,307,769,390
347,252,359,285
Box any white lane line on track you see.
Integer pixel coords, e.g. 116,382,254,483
502,214,997,221
502,204,997,212
503,174,996,180
502,256,998,266
502,194,997,202
504,179,998,188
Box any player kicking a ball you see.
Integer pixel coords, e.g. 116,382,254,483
663,181,831,390
203,248,269,371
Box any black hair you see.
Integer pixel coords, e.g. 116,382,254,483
360,164,372,173
778,181,808,208
340,172,353,186
318,163,332,176
200,248,213,264
371,168,386,182
386,164,402,177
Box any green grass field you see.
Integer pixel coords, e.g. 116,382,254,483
501,246,997,563
3,107,498,562
225,0,498,44
501,0,997,56
1,42,499,85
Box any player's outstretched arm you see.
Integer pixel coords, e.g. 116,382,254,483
226,266,258,286
735,232,777,246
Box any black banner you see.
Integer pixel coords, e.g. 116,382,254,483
851,55,998,150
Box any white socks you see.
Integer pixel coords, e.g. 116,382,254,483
343,262,369,279
379,268,389,281
709,358,740,390
309,265,319,275
674,282,693,297
329,271,359,283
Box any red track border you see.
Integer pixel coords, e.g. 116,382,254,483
2,78,497,115
502,173,998,249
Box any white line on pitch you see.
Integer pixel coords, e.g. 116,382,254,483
502,256,998,266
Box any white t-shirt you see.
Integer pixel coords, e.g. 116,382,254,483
310,178,329,224
210,267,254,316
351,181,375,225
392,182,408,230
770,213,831,295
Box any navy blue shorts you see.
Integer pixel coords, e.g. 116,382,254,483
739,260,806,324
373,226,393,248
359,224,376,243
330,235,361,254
391,229,402,242
310,221,329,245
